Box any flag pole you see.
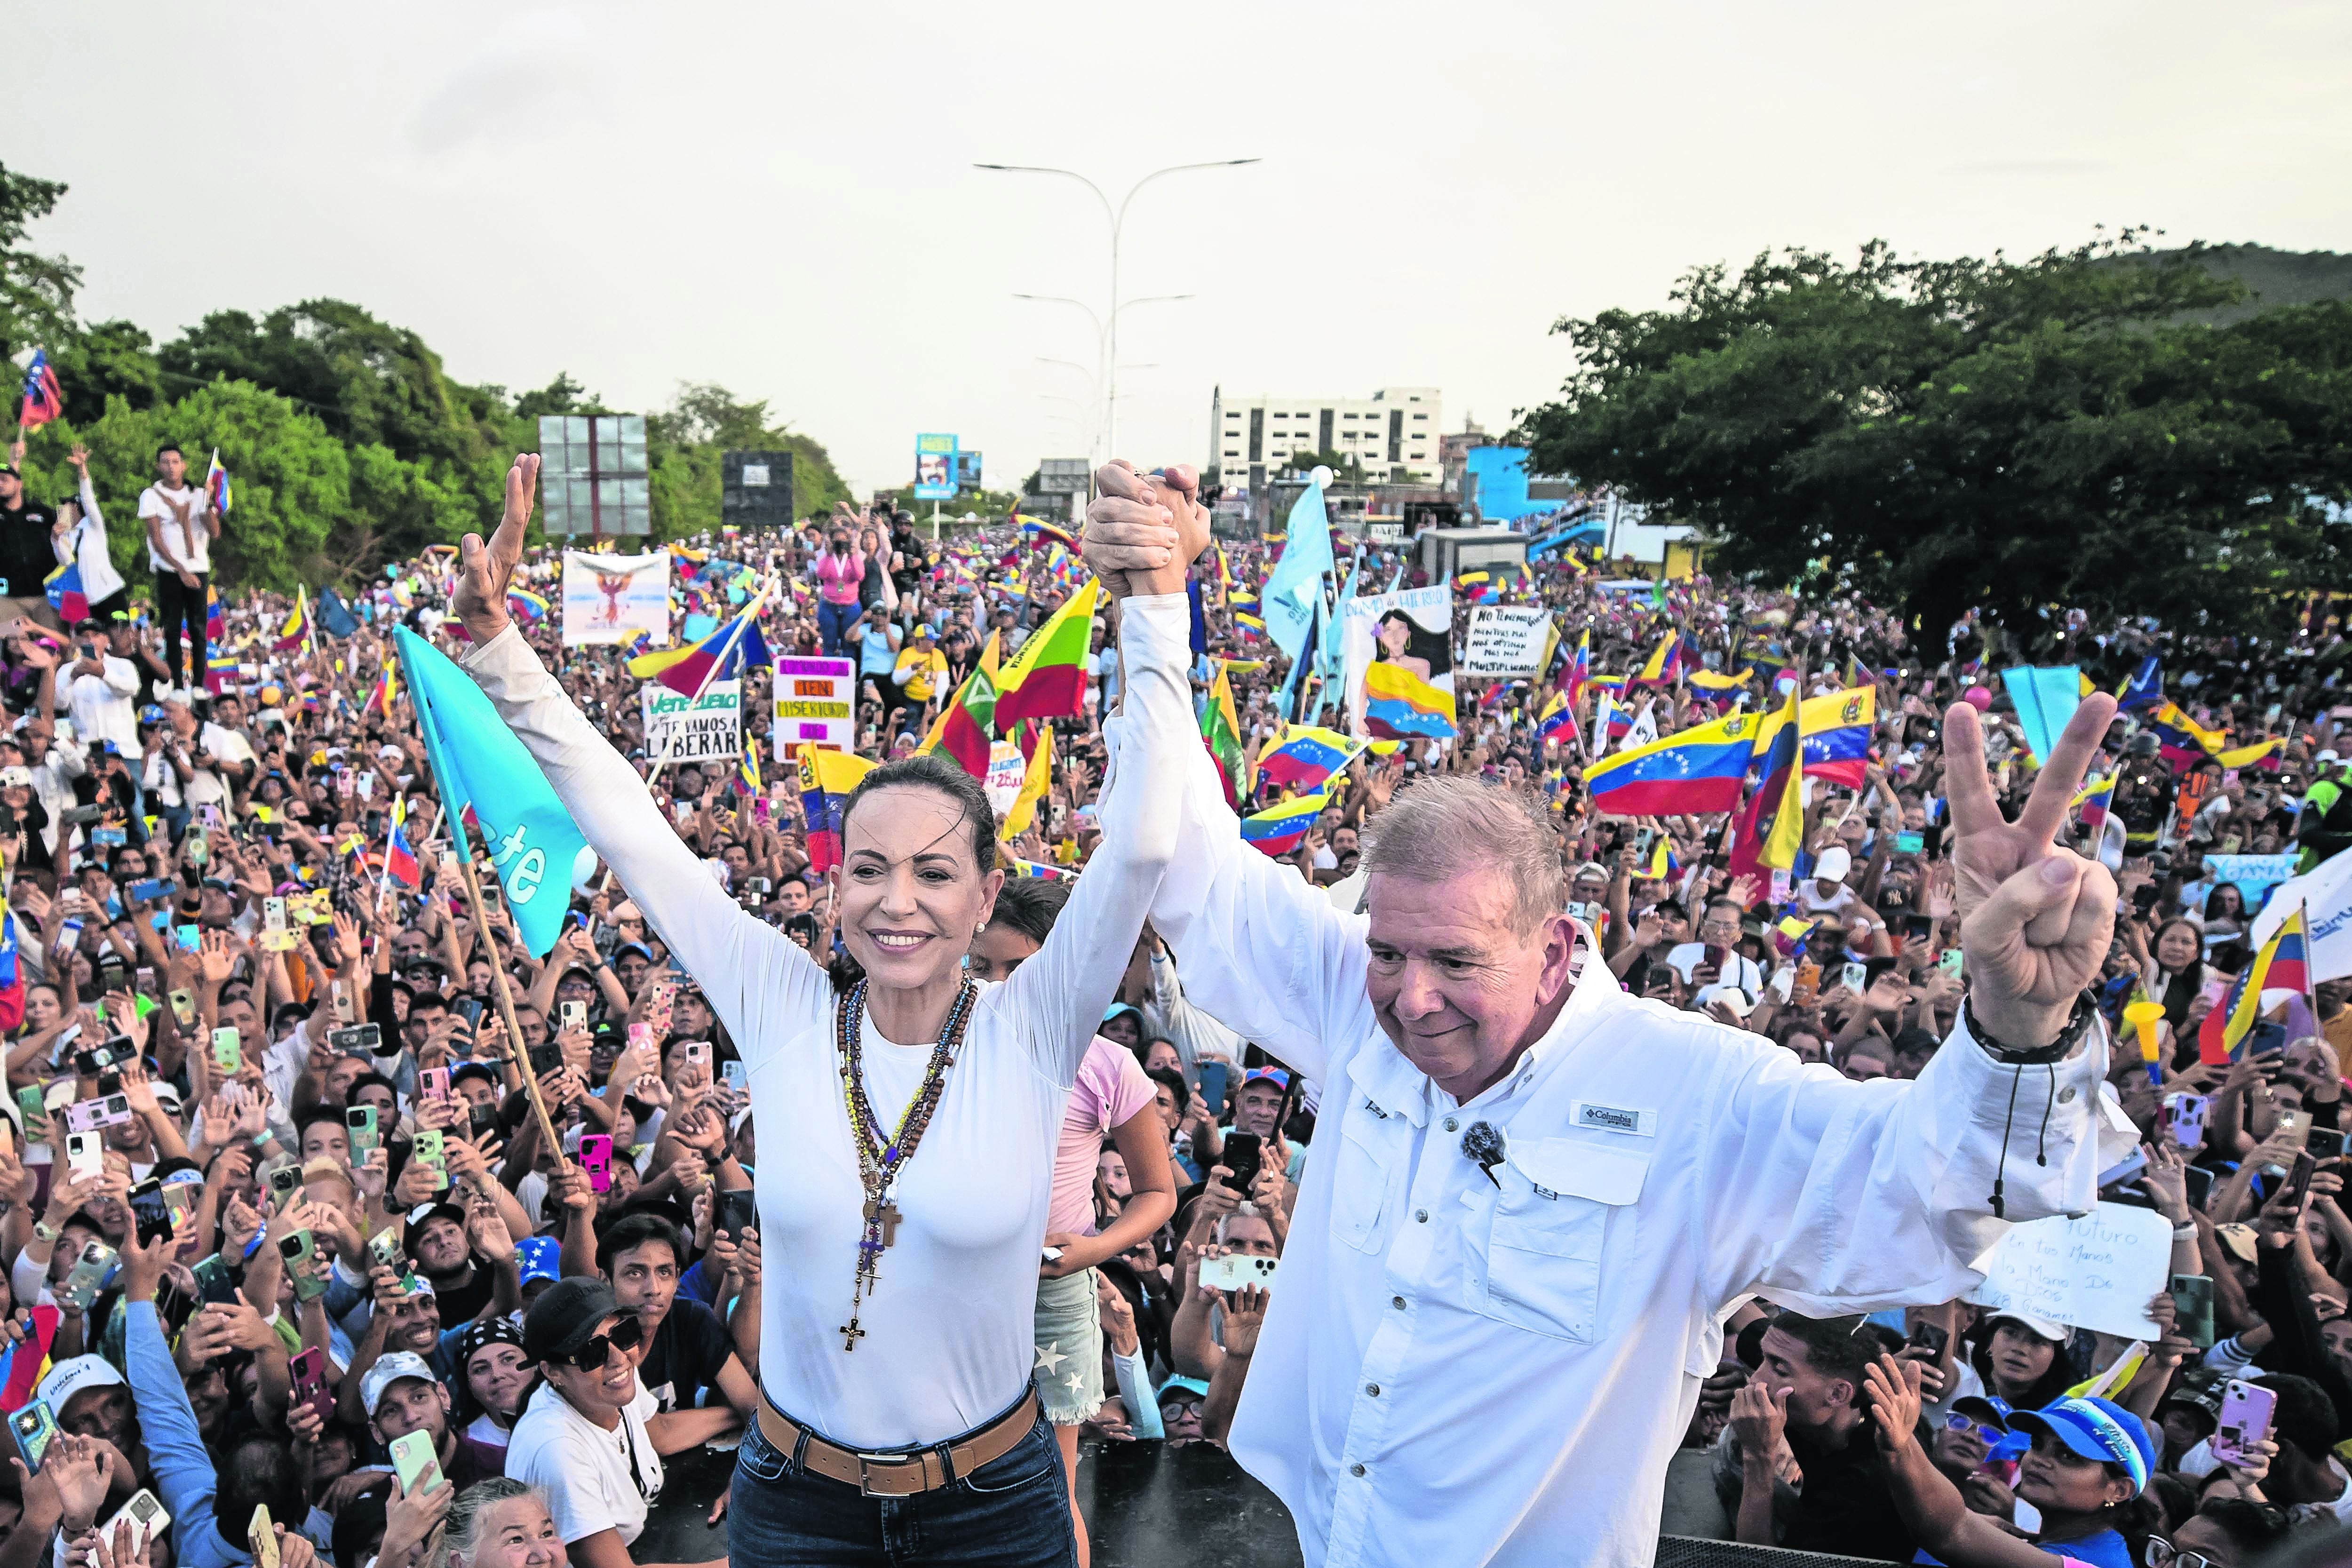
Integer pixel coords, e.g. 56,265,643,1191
644,572,778,788
446,822,567,1170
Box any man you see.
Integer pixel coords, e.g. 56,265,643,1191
597,1212,755,1420
845,601,901,705
163,688,257,818
138,444,218,691
360,1349,504,1492
404,1201,499,1325
1727,1313,1915,1560
0,459,60,629
1082,460,2119,1568
1666,898,1765,995
64,620,141,759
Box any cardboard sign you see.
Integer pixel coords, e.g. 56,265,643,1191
561,552,670,646
1966,1202,2170,1340
770,657,855,752
1461,605,1554,680
985,740,1025,813
642,680,741,764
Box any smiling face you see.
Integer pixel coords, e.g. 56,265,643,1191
466,1494,569,1568
1363,866,1575,1102
542,1314,642,1414
466,1343,531,1418
833,784,1001,996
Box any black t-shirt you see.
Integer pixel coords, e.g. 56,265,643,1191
0,502,56,602
1782,1426,1917,1562
430,1261,498,1328
637,1298,731,1413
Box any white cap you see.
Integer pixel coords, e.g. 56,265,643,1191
36,1355,124,1420
2319,750,2340,765
1985,1309,2073,1344
1814,846,1853,884
359,1351,439,1417
1698,984,1755,1017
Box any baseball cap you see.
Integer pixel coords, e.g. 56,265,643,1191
2010,1396,2157,1494
514,1236,560,1289
37,1356,125,1422
1814,846,1853,884
522,1276,622,1365
1984,1310,2073,1344
2212,1223,2260,1264
1241,1067,1291,1092
359,1351,440,1417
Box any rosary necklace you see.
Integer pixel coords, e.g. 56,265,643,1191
832,976,975,1351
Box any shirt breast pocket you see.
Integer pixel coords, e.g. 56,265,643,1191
1476,1140,1649,1343
1331,1106,1406,1255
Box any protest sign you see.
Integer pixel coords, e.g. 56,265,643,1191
770,656,855,753
1461,605,1554,680
642,680,741,765
561,551,670,646
985,740,1025,813
2253,846,2352,981
1965,1202,2171,1339
1339,586,1455,738
2206,853,2300,912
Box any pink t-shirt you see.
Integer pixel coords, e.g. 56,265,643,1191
1049,1036,1157,1237
814,549,866,605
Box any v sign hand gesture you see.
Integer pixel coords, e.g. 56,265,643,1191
1945,690,2120,1049
455,454,540,645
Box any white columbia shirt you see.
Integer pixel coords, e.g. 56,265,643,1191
459,599,1187,1449
1129,597,2110,1568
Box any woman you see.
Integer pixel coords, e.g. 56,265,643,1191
2137,918,2221,1056
1961,1313,2081,1413
809,526,865,657
454,452,1188,1566
454,1319,532,1457
442,1479,569,1568
1861,1357,2161,1568
854,524,897,616
52,446,129,628
1350,607,1449,718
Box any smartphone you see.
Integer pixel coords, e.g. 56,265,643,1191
684,1041,712,1070
1221,1132,1264,1194
266,1161,303,1212
14,1085,43,1128
279,1232,330,1304
346,1105,379,1157
528,1043,563,1077
191,1253,238,1305
250,1504,281,1568
2211,1380,2279,1469
99,1491,170,1557
389,1428,444,1496
412,1129,446,1188
2310,1128,2350,1162
721,1060,748,1095
560,999,588,1031
212,1026,241,1075
133,965,156,995
716,1188,757,1239
1197,1061,1230,1121
1199,1253,1279,1291
2171,1273,2217,1351
1906,1321,1950,1358
331,981,355,1025
579,1134,613,1194
127,878,170,905
1894,831,1925,854
469,1101,500,1139
64,1131,103,1180
2184,1164,2216,1211
127,1179,174,1246
167,988,196,1028
1937,947,1965,978
57,1241,117,1313
1841,961,1868,994
174,923,201,953
263,897,286,932
454,995,485,1030
329,1024,381,1058
9,1402,57,1473
419,1067,451,1101
367,1227,415,1290
2170,1093,2213,1150
288,1346,335,1417
2284,1150,2318,1212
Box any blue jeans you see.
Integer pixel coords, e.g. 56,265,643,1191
818,599,860,656
729,1393,1076,1567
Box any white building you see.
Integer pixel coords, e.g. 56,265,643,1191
1208,386,1443,488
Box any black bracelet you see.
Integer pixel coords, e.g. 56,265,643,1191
1963,988,2100,1064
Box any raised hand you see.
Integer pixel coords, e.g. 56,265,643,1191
1081,461,1210,600
1943,690,2120,1048
455,454,540,644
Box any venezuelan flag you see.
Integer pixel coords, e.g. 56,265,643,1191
1732,684,1806,876
1257,724,1364,793
1633,631,1682,686
364,661,398,719
1535,690,1573,744
2200,904,2311,1065
382,796,421,889
1558,629,1590,705
1234,612,1266,636
628,607,772,697
1798,686,1875,787
1003,855,1070,881
274,586,312,653
2073,774,2115,830
1688,667,1752,692
507,588,550,623
42,561,86,624
798,747,876,876
2146,700,2224,768
1362,661,1456,740
1583,709,1761,816
204,448,232,517
206,584,225,644
1240,790,1328,859
2217,737,2282,770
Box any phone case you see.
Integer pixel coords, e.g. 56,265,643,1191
2212,1380,2278,1468
389,1429,444,1495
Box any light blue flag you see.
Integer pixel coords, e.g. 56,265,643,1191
393,628,591,958
1998,665,2082,768
1261,479,1334,662
1323,553,1362,685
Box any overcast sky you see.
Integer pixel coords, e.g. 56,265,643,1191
15,0,2348,498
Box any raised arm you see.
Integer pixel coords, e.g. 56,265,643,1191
453,455,829,1066
1080,462,1367,1086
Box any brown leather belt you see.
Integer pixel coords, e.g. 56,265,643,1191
756,1387,1040,1496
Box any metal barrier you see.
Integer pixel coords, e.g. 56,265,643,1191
1657,1539,1904,1568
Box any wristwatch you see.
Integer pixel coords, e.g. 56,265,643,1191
32,1219,58,1245
1963,988,2101,1065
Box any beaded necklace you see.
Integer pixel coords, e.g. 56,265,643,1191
832,976,976,1352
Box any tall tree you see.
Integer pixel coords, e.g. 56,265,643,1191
0,162,80,366
1518,237,2352,644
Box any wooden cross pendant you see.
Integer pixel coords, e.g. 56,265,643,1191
864,1196,902,1247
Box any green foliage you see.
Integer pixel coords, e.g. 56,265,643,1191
0,163,79,364
1518,235,2352,643
640,382,853,543
1279,446,1367,483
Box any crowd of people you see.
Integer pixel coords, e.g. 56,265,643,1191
0,427,2345,1568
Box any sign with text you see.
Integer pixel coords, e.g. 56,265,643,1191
985,740,1025,814
770,656,855,752
1966,1201,2170,1340
2205,853,2301,912
1461,605,1554,680
914,433,959,501
642,680,742,765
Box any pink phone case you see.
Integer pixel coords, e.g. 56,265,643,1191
580,1136,612,1193
2212,1380,2277,1469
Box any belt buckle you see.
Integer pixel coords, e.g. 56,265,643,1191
858,1453,913,1497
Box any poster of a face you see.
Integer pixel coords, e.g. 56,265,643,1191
915,452,952,492
1340,586,1455,736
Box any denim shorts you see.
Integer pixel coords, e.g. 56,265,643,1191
1031,1267,1104,1425
730,1391,1076,1567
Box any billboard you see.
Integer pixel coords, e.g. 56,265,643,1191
1037,458,1090,495
539,415,650,536
914,433,958,501
955,450,984,490
722,450,797,529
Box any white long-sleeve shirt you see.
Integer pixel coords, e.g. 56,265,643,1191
1129,636,2109,1568
54,473,126,606
458,597,1188,1449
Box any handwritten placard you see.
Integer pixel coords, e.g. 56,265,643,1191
1965,1202,2170,1340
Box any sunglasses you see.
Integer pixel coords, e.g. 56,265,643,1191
562,1314,645,1370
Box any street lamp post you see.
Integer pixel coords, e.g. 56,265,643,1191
977,159,1259,456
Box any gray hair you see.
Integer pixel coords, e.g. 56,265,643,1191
444,1479,550,1568
1360,775,1566,935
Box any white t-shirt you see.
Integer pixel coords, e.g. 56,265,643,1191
505,1380,663,1546
1664,943,1763,994
137,484,212,574
183,721,255,807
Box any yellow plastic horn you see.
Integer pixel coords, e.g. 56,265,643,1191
2124,998,2167,1084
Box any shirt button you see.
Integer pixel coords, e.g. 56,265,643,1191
1350,1463,1367,1477
1443,1116,1459,1132
1366,1383,1381,1396
1392,1295,1407,1310
1414,1209,1429,1223
2057,1086,2076,1104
